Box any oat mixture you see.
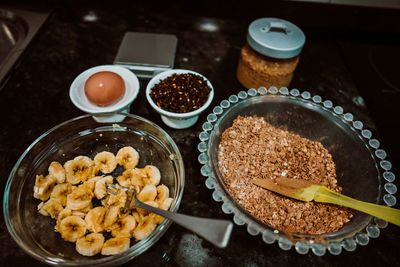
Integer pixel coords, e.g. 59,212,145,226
218,116,353,234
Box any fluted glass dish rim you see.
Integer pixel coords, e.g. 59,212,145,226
197,87,397,256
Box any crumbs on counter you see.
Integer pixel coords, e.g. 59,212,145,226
218,115,353,235
149,73,211,113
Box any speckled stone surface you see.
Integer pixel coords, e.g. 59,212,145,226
1,2,399,266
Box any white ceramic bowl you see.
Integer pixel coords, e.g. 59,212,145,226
69,65,140,122
145,69,214,129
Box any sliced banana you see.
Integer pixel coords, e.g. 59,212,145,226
103,205,121,231
111,215,136,238
117,168,145,189
71,203,93,218
50,183,72,206
133,185,142,196
141,165,161,186
64,156,94,184
132,215,157,241
136,200,158,215
116,170,132,187
33,174,57,201
116,146,139,170
101,237,130,256
103,175,114,184
131,211,144,224
34,150,172,257
106,189,127,208
38,198,64,219
94,175,113,199
55,208,72,232
59,215,87,242
85,206,106,233
155,184,169,205
137,184,157,203
153,197,173,224
160,197,173,210
48,161,66,183
76,233,105,256
66,185,93,210
101,195,110,207
87,175,101,183
94,151,117,174
81,179,96,193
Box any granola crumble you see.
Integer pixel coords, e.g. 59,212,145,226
218,116,353,234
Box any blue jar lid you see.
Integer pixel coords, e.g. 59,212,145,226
247,18,305,59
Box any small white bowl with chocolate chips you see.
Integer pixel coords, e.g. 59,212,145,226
198,87,396,256
145,69,214,129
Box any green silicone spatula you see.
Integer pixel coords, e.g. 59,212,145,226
252,177,400,226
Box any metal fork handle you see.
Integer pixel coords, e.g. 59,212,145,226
136,200,233,248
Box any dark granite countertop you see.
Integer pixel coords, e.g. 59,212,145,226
1,1,399,266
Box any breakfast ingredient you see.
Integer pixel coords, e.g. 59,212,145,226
137,184,157,203
85,207,106,233
116,146,140,170
130,170,145,189
141,165,161,186
94,176,113,199
66,184,94,210
110,215,136,238
132,215,157,240
38,199,64,219
105,187,127,208
76,233,105,256
64,156,94,184
94,151,117,174
236,43,300,89
117,168,142,188
71,203,93,218
136,200,158,216
55,208,72,230
152,197,173,224
101,237,130,256
103,205,120,230
48,161,66,183
218,116,353,235
149,73,211,113
50,183,73,206
58,215,87,242
117,165,161,189
155,185,169,204
84,71,125,106
34,146,173,257
33,174,57,201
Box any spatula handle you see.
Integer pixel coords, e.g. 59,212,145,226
314,187,400,226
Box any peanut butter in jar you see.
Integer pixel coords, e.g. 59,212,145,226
237,18,305,89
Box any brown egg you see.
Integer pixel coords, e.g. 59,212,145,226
84,71,125,106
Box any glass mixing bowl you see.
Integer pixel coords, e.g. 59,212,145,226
3,113,185,266
197,87,397,256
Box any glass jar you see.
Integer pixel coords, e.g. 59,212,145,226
236,18,306,89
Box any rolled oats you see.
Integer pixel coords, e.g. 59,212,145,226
218,116,353,234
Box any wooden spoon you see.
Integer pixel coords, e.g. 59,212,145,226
252,177,400,226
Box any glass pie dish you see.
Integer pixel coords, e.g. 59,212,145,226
197,87,397,256
3,113,185,266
